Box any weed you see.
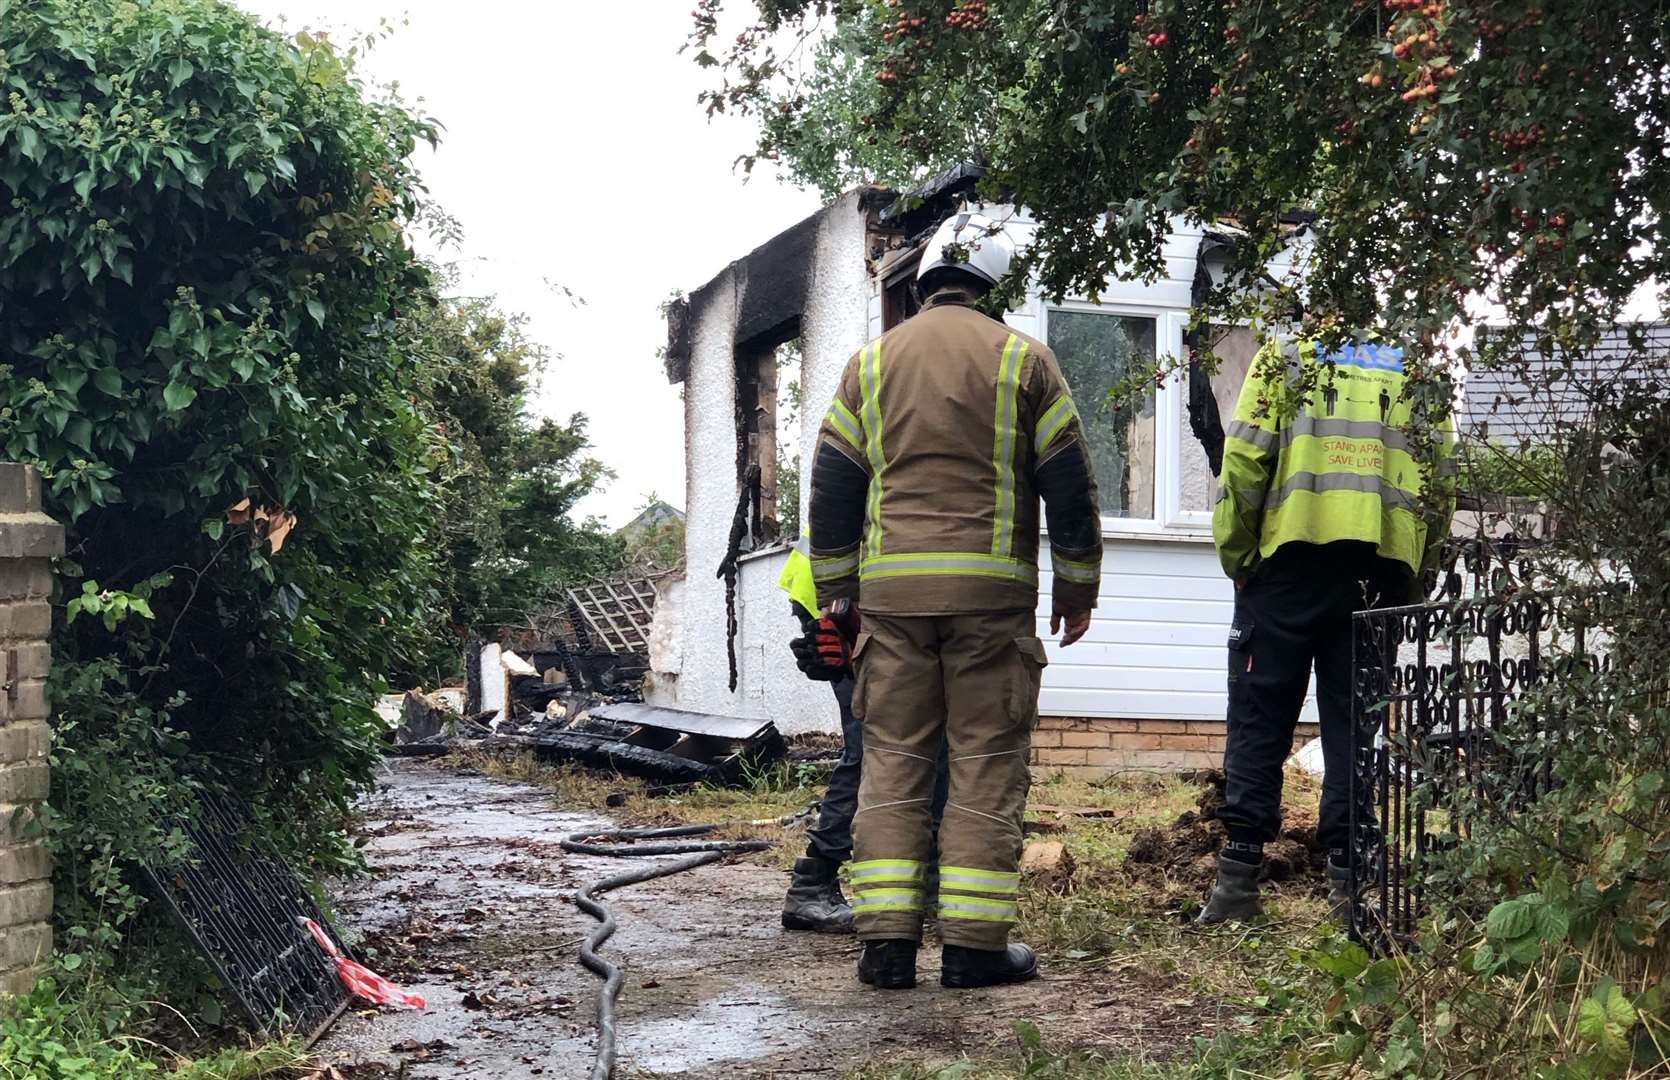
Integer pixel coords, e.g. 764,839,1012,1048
0,971,308,1080
457,750,643,811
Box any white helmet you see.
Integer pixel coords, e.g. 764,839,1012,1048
916,210,1015,290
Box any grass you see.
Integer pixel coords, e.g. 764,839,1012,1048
0,976,312,1080
164,1045,312,1079
844,1054,1192,1080
1020,767,1329,992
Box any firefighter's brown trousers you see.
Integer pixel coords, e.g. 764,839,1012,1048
848,609,1048,950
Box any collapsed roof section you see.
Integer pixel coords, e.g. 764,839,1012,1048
661,175,979,385
878,160,988,242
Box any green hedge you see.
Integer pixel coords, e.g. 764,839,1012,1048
1,0,446,1006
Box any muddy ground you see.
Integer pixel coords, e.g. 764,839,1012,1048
314,759,1228,1080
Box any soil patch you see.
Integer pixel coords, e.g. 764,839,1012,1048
1123,770,1328,894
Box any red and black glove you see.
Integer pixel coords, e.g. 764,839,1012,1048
788,600,861,682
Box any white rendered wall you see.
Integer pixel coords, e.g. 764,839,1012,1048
646,191,874,735
1035,539,1319,725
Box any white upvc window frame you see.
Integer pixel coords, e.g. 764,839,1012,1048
1038,301,1212,540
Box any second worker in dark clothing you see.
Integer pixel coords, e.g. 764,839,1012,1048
1203,337,1456,924
777,546,949,933
1220,542,1407,894
781,673,950,931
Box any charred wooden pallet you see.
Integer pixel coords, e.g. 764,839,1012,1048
488,702,784,786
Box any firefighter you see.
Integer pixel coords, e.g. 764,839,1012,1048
807,212,1103,990
1201,337,1456,924
775,540,949,934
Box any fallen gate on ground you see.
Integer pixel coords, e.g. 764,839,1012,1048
1346,582,1608,950
140,791,351,1043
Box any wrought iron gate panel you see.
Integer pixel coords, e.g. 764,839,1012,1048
141,791,351,1042
1348,586,1600,950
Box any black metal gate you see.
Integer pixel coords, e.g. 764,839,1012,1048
1347,582,1602,949
141,791,351,1043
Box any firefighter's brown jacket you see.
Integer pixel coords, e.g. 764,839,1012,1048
807,293,1104,615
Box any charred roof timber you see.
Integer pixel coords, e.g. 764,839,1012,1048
877,161,989,243
663,207,822,385
664,184,925,385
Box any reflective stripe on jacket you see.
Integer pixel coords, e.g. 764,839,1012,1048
808,297,1102,614
1212,338,1458,584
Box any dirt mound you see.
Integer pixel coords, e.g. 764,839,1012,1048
1179,768,1228,820
1123,771,1328,893
1123,771,1230,891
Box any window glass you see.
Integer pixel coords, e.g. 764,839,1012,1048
1046,310,1157,518
1179,384,1215,513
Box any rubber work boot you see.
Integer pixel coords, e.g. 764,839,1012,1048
1198,855,1264,924
781,857,855,934
1326,860,1353,924
940,943,1040,989
857,939,918,989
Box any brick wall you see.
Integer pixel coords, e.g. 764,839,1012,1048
0,465,63,997
1032,715,1320,774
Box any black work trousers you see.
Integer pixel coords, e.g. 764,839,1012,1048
805,675,949,865
1220,542,1407,855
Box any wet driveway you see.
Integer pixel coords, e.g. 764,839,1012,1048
314,759,1210,1079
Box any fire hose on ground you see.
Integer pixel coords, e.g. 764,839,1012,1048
562,807,816,1080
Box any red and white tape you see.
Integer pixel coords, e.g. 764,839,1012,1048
299,917,426,1010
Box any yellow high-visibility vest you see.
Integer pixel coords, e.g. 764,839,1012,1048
1213,338,1457,582
778,535,820,615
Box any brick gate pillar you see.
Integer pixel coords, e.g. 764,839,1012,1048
0,464,63,996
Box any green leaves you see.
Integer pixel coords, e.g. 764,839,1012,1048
1484,893,1571,967
91,368,123,397
1577,980,1637,1062
1307,939,1371,980
65,579,160,631
1486,896,1537,940
2,1,477,1058
16,124,42,163
161,381,197,411
64,416,94,452
1359,958,1401,1006
52,367,88,396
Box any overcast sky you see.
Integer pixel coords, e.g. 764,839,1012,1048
236,0,824,527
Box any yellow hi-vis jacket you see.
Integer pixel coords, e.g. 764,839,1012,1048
1213,338,1457,589
778,537,819,617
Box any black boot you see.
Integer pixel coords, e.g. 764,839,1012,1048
1198,855,1264,924
782,856,855,934
857,939,918,989
940,943,1039,989
1326,858,1353,924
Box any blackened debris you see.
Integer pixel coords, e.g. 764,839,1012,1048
489,701,784,786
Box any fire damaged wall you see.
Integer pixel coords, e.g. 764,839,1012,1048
651,190,876,735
